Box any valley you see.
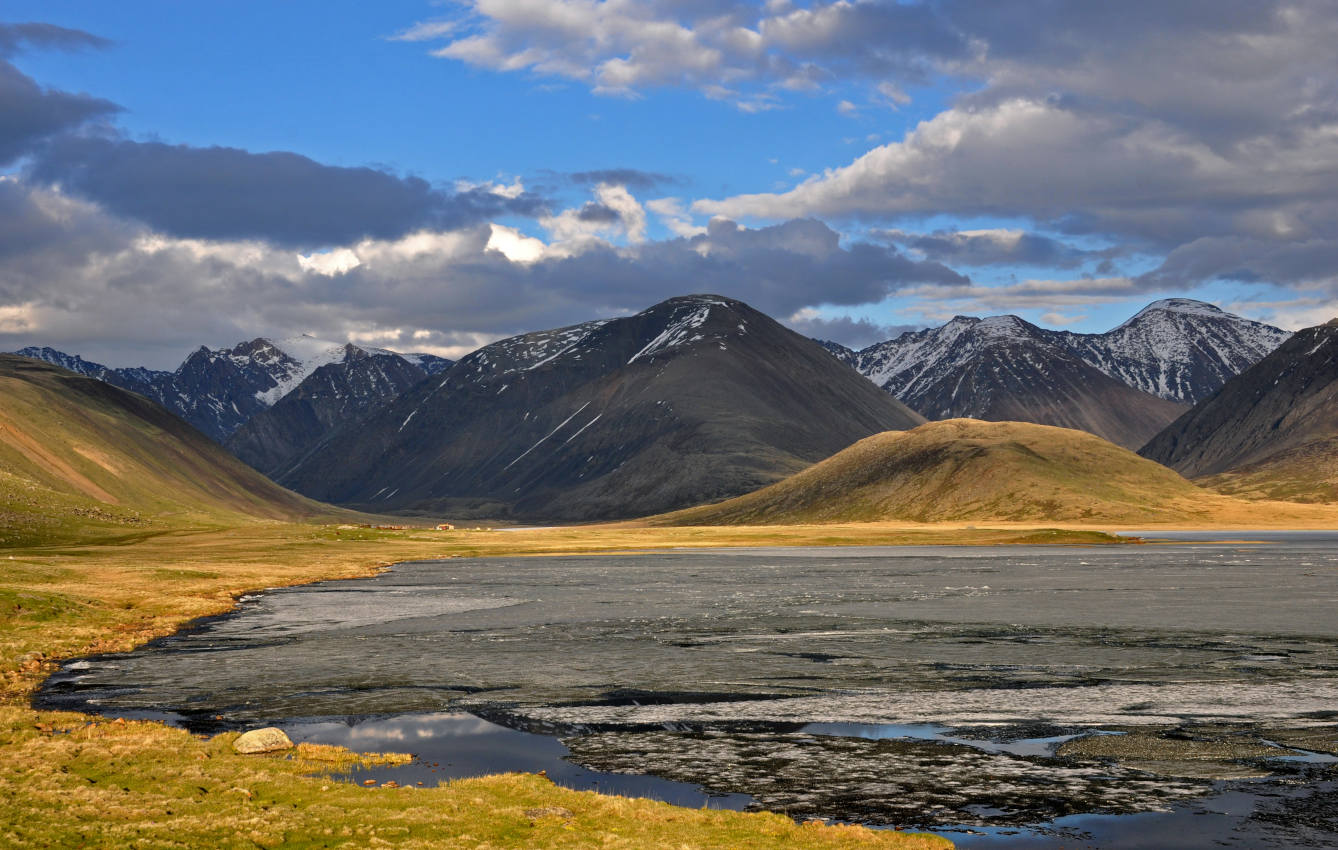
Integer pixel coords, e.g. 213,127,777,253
6,294,1338,849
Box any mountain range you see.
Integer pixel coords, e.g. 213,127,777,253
15,339,450,443
275,295,925,520
12,294,1318,521
823,299,1289,449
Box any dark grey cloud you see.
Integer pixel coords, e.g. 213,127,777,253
1138,236,1338,289
783,314,920,351
759,0,970,82
575,202,621,223
568,168,678,190
0,23,118,165
349,217,968,333
26,136,551,248
0,22,111,56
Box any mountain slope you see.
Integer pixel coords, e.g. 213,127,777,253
1056,299,1290,404
850,315,1186,448
280,295,926,521
0,356,327,545
1140,320,1338,498
225,344,430,476
661,419,1217,525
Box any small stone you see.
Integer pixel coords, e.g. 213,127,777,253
232,727,294,754
524,806,574,820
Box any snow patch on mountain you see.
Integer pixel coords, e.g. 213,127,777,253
251,336,348,405
629,304,713,363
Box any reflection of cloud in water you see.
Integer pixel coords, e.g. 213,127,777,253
298,713,506,745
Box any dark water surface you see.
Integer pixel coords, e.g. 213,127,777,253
38,534,1338,847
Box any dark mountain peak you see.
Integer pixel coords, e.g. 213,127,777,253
281,294,924,521
14,346,109,377
226,337,281,359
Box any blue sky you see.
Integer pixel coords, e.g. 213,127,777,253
0,2,1334,366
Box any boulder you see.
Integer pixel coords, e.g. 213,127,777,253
233,727,294,754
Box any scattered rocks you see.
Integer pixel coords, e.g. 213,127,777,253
232,727,294,754
524,806,574,820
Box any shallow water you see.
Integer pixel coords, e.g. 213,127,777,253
39,535,1338,847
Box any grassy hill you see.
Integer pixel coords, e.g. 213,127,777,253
0,355,331,545
659,418,1224,526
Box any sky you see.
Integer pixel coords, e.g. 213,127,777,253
1,1,1337,368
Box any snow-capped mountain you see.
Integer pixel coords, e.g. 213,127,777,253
1056,299,1291,404
848,315,1187,448
226,343,435,475
278,294,925,521
836,299,1290,446
14,337,451,442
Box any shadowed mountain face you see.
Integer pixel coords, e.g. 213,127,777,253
225,344,432,477
0,355,324,544
848,315,1187,449
1140,321,1338,498
279,295,925,521
662,418,1213,526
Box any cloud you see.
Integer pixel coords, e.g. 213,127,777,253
783,309,919,349
0,22,111,56
896,276,1143,322
541,182,648,246
25,136,551,248
394,2,1338,293
0,23,119,165
646,197,706,237
0,180,963,367
401,0,966,108
576,202,621,223
568,168,677,190
878,228,1111,269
